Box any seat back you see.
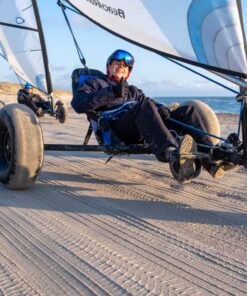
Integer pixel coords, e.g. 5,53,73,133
72,68,123,145
90,117,124,146
71,68,105,96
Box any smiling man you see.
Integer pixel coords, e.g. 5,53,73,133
71,49,224,183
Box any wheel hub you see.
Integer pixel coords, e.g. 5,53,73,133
3,130,11,163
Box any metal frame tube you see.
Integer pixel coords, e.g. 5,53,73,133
44,144,152,154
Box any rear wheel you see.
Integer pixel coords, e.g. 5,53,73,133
0,104,44,189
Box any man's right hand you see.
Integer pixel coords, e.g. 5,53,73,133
112,77,129,99
36,107,44,117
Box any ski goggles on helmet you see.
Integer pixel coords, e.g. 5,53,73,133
24,82,33,89
107,49,134,68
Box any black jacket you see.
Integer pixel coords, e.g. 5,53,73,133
71,75,158,114
17,89,45,112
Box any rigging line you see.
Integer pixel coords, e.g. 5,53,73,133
167,118,227,142
164,56,240,95
60,1,247,78
57,1,82,16
57,1,87,68
0,22,38,32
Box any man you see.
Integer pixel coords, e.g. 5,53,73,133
71,49,224,183
17,82,51,116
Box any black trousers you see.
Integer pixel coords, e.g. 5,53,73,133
111,99,211,157
35,101,51,111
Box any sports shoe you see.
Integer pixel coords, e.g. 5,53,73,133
169,134,197,184
202,158,236,178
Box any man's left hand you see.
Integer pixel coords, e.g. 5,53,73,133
158,106,171,120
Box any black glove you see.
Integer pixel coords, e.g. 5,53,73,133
112,77,129,99
158,106,170,120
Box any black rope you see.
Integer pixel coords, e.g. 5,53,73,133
57,0,87,68
165,57,240,95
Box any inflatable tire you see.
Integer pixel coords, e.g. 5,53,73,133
180,100,220,145
56,101,68,124
0,104,44,189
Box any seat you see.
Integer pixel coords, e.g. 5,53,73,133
71,68,125,146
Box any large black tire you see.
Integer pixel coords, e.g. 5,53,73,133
180,100,220,145
56,101,68,124
0,104,44,189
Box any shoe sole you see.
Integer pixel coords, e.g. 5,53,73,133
178,135,197,183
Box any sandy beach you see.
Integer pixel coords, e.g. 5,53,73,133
0,97,247,295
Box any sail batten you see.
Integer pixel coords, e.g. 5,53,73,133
0,0,52,94
65,0,247,78
0,22,38,32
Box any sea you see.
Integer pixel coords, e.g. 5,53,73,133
155,96,241,114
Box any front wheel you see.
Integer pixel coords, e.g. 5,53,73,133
55,100,68,124
0,104,44,189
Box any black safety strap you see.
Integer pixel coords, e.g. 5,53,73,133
57,0,87,68
83,123,93,145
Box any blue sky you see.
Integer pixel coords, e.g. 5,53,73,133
0,0,246,96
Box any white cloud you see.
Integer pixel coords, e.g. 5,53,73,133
133,77,236,97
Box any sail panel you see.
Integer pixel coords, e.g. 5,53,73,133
66,0,247,78
0,0,50,93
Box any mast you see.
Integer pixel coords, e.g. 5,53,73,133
31,0,53,95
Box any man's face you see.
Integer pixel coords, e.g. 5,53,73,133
108,60,130,81
25,88,33,94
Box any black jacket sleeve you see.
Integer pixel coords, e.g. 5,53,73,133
71,77,116,114
17,91,38,112
129,85,163,108
71,76,167,114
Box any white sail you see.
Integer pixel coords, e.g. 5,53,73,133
65,0,247,78
0,0,52,94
